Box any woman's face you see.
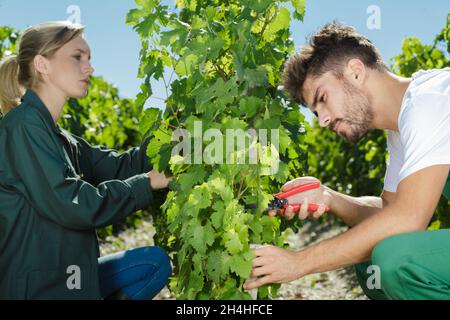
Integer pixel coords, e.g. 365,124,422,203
39,34,94,99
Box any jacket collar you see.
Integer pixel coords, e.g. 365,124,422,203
21,89,61,134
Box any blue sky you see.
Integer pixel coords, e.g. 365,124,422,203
0,0,449,113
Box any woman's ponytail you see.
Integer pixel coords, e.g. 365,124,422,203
0,55,24,115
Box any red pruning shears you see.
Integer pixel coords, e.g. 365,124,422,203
268,182,331,214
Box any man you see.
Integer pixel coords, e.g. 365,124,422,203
244,23,450,300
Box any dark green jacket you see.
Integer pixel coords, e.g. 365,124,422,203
0,90,153,299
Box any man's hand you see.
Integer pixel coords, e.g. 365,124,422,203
269,176,333,220
147,170,173,190
244,246,305,290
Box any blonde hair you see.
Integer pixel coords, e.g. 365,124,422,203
0,21,84,115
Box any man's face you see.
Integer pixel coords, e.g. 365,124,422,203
302,71,374,143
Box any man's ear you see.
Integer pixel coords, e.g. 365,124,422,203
33,54,51,76
345,58,366,86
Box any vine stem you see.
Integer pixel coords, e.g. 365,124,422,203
237,185,249,199
236,166,251,199
160,120,179,130
214,63,228,81
149,96,166,101
259,6,276,38
162,69,181,127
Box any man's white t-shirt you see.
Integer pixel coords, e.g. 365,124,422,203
384,68,450,193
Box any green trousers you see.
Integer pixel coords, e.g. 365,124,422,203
355,228,450,300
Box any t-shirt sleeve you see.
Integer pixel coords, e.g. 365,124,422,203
383,131,403,192
398,92,450,183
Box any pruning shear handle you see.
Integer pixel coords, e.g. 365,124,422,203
270,181,331,214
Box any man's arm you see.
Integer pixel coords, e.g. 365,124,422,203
326,188,396,226
276,177,394,227
245,164,449,289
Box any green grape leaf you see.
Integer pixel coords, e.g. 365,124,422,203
229,251,253,278
223,229,244,254
291,0,306,21
139,107,162,137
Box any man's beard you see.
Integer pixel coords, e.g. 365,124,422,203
330,80,374,143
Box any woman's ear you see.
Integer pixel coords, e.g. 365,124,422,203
33,54,51,76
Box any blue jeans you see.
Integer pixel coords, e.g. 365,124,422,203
98,246,172,300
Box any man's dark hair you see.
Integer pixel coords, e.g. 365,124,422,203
282,22,387,106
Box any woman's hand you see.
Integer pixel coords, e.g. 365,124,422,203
269,176,333,220
147,170,173,190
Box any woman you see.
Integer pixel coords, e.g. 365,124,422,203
0,21,172,300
